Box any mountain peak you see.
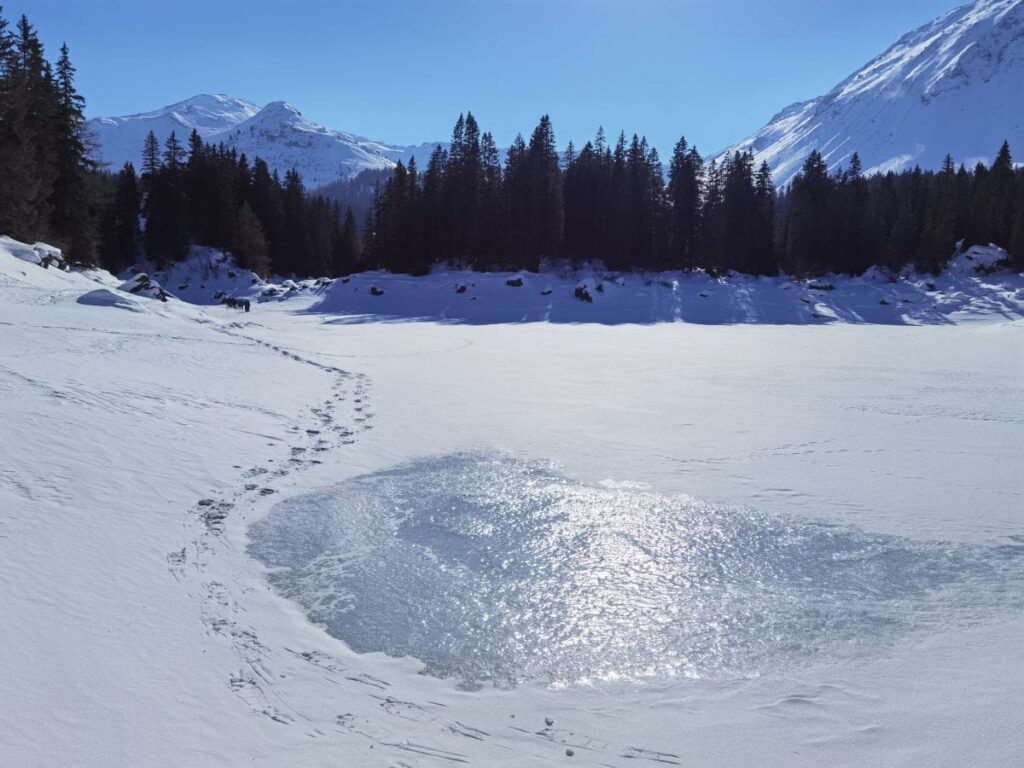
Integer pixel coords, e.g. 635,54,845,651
88,95,442,188
716,0,1024,185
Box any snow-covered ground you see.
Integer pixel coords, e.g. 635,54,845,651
2,239,1023,766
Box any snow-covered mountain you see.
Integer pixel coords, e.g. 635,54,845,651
715,0,1024,186
89,94,440,188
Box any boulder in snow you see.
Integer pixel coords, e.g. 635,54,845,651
119,273,169,302
0,235,64,269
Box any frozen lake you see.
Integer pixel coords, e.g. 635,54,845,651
4,246,1023,766
250,453,1024,689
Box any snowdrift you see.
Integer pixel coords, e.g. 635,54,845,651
307,246,1023,326
0,235,210,323
0,235,64,269
133,246,334,306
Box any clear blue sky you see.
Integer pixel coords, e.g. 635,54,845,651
10,0,962,156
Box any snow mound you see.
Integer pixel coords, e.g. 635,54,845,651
77,288,146,312
133,246,334,307
0,235,64,269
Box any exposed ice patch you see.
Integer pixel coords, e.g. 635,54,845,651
248,454,1024,688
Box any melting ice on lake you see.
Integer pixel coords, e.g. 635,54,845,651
248,454,1024,688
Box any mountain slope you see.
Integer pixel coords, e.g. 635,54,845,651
715,0,1024,185
89,95,439,188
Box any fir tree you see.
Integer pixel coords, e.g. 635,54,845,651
47,42,94,260
667,137,702,270
141,130,161,181
98,161,141,272
232,201,270,276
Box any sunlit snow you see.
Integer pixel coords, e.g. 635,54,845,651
250,454,1024,688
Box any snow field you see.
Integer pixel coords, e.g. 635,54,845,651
2,238,1023,766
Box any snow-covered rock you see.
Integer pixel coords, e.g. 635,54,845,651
715,0,1024,185
0,235,64,269
306,254,1024,325
119,273,170,302
89,94,442,188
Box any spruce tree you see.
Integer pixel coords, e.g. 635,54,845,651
0,7,39,238
523,115,562,271
232,201,270,276
667,137,702,270
782,151,833,276
333,206,360,275
753,160,776,275
48,42,94,260
1009,180,1024,272
141,130,161,182
98,162,141,272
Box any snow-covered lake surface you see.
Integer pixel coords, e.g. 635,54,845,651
3,242,1023,766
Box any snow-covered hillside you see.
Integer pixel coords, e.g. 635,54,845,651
715,0,1024,185
89,94,440,188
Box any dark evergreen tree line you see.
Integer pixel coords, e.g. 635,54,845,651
0,8,95,260
3,9,1023,280
365,113,1024,277
97,129,360,277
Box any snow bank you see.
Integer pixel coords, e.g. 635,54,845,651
77,288,147,312
0,235,64,269
306,253,1024,326
134,246,335,306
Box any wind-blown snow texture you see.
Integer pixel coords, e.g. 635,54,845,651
716,0,1024,185
89,94,440,187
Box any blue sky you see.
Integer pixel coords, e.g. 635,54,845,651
11,0,962,156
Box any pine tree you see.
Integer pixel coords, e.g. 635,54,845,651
523,115,562,271
836,153,870,273
281,169,308,275
232,201,270,276
1010,177,1024,272
782,151,833,276
2,15,57,240
249,158,284,271
700,158,726,273
163,130,185,172
989,141,1015,247
480,131,505,265
667,136,702,270
0,7,39,239
333,206,360,275
141,130,161,182
98,161,141,272
504,133,529,265
48,42,94,260
753,160,776,274
421,144,448,265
